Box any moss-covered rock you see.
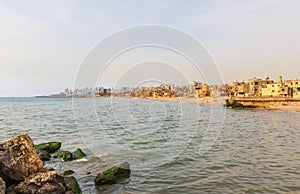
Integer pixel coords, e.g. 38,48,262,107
72,148,86,160
64,176,82,194
34,142,61,153
94,161,131,187
56,151,73,161
36,149,51,161
225,100,257,109
63,170,75,176
94,173,117,185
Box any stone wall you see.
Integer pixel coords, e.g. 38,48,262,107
232,97,300,107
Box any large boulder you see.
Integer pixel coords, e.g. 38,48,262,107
0,134,44,183
94,161,131,186
14,171,65,194
0,176,5,194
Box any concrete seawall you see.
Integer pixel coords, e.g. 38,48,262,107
229,97,300,107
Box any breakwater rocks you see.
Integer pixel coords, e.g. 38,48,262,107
0,134,131,193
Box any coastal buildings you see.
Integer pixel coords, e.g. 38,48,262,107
227,76,300,98
130,84,177,98
191,81,210,97
38,76,299,99
228,81,250,97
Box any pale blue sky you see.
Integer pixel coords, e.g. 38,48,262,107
0,0,299,96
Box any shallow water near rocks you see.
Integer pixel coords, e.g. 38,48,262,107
0,97,299,193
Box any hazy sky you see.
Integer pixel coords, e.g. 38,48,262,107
0,0,299,96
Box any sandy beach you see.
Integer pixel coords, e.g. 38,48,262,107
129,96,227,105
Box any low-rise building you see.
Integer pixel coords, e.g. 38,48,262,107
261,76,293,97
196,84,210,97
261,84,292,97
230,81,249,97
248,77,273,96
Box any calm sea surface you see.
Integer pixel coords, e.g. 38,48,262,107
0,97,299,193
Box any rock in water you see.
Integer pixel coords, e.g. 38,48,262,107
36,150,51,161
94,161,131,186
34,142,61,153
0,134,44,182
64,176,82,194
14,171,65,194
56,151,73,161
0,177,5,194
72,148,86,160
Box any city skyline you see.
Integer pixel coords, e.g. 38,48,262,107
41,75,299,98
1,0,300,96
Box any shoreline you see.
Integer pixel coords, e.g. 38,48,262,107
266,105,300,112
34,95,300,112
130,96,226,105
132,96,300,112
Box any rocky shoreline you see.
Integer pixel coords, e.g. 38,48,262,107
0,134,131,194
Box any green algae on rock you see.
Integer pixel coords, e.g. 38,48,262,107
94,161,131,187
72,148,86,160
36,149,51,161
64,176,82,194
56,151,73,161
34,142,61,153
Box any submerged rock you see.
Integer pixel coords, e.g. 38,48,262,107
34,142,61,153
56,151,73,161
72,148,86,160
64,176,82,194
94,161,131,187
14,171,65,194
0,177,5,194
0,134,44,183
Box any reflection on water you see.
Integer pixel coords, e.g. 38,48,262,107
0,97,299,193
